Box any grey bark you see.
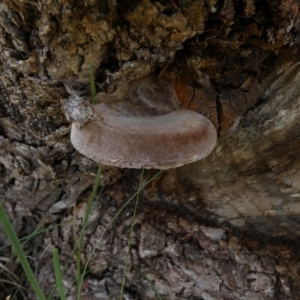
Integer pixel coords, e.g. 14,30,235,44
1,0,300,299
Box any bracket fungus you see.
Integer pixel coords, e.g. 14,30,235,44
65,74,217,169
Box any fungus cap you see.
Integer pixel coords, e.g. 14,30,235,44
70,103,217,169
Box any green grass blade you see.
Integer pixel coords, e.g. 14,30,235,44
0,183,64,253
78,170,163,295
0,220,71,254
138,270,163,300
47,186,104,300
76,164,102,300
89,63,98,104
120,168,144,299
0,203,47,300
53,249,66,300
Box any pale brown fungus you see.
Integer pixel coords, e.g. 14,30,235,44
68,74,217,169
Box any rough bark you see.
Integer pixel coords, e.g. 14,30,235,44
1,0,300,299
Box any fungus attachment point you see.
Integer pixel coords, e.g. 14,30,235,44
66,74,217,169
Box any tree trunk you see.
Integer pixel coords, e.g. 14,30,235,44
1,0,300,299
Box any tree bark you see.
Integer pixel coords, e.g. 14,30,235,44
1,0,300,299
